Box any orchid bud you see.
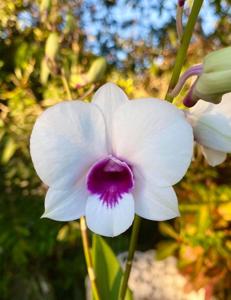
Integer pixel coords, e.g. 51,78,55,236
184,47,231,106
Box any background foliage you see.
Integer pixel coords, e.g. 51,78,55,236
0,0,231,299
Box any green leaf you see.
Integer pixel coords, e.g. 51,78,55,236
86,57,107,83
197,206,211,234
45,32,59,60
218,202,231,221
1,137,17,164
40,0,51,12
156,241,179,260
92,235,133,300
40,57,50,84
159,222,179,240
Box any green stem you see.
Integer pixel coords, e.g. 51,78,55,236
165,0,204,101
80,217,101,300
119,215,141,300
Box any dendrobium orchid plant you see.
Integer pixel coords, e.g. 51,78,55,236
29,1,231,296
30,83,194,237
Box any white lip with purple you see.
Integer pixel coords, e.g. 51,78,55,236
87,156,134,208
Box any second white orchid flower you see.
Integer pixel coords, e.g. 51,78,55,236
185,93,231,166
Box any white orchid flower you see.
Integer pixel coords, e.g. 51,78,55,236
186,93,231,167
30,83,193,237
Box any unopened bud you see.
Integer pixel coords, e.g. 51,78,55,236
184,47,231,107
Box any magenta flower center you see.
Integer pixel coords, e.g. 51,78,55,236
87,156,134,207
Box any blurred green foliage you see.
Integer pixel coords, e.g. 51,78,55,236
0,0,231,299
157,156,231,299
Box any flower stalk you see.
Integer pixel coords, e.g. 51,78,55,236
80,217,101,300
165,0,204,102
119,215,141,300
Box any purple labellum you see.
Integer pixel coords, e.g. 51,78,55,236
87,156,134,208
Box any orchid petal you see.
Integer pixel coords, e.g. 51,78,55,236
30,101,107,188
188,99,213,118
188,98,231,152
42,179,87,221
85,193,134,237
217,93,231,115
133,170,179,220
113,99,193,186
92,82,128,112
200,146,227,167
92,83,128,151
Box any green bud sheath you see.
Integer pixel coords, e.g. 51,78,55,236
203,47,231,73
193,47,231,103
195,70,231,99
